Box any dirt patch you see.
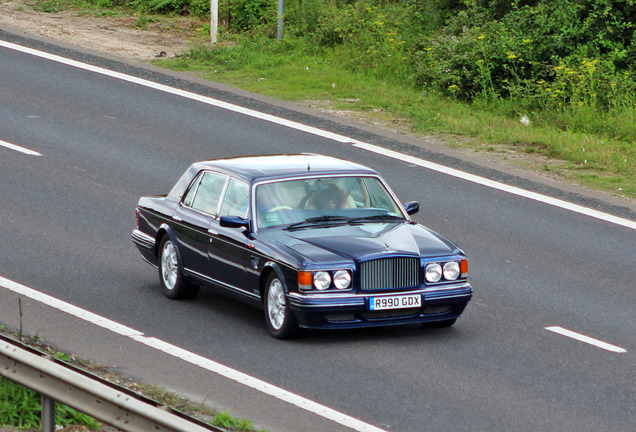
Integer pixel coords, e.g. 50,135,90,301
0,0,199,61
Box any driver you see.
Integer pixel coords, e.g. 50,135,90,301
313,184,345,210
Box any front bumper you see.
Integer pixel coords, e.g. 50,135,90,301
287,282,473,329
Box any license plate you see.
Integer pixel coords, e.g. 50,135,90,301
369,294,422,311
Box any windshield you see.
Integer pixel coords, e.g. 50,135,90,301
255,176,405,230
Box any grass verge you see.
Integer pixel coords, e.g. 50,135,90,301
159,37,635,199
0,327,264,432
19,0,636,200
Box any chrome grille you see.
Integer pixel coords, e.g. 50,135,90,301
360,257,420,291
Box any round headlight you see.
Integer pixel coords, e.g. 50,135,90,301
333,270,351,289
313,271,332,290
443,261,460,281
425,263,442,283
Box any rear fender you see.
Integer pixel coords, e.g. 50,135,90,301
156,223,180,259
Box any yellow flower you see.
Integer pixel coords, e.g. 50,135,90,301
507,52,517,59
478,34,486,40
522,39,532,44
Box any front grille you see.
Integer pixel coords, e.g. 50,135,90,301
360,257,420,291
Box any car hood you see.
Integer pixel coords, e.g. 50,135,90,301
261,222,459,265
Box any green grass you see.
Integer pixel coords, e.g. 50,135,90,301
0,375,262,432
159,37,635,199
26,0,636,199
0,377,100,429
0,326,267,431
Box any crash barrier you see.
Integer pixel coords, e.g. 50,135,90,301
0,334,221,432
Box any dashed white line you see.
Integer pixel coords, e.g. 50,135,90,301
546,326,627,353
0,275,387,432
0,139,42,156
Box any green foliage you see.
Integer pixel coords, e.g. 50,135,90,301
285,0,416,82
221,0,276,32
0,377,100,429
413,0,636,107
201,0,635,119
29,0,636,196
212,410,255,431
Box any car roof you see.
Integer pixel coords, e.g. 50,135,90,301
167,154,379,200
192,154,378,181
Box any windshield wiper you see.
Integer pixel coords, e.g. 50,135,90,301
285,215,351,230
348,214,405,224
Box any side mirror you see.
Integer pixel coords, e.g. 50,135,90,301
403,201,419,215
220,215,249,229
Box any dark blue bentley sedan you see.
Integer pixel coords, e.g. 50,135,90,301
132,154,472,338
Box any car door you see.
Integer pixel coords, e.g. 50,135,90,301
172,170,228,277
207,177,252,295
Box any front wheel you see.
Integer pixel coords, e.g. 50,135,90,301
263,273,298,339
158,237,199,300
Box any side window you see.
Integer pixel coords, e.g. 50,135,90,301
364,177,401,215
189,171,227,215
182,173,203,207
220,179,249,218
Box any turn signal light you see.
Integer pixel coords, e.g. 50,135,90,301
298,271,313,291
460,259,468,278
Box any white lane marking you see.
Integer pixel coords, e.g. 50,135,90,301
546,326,627,353
354,143,636,230
0,139,42,156
0,275,387,432
2,38,635,232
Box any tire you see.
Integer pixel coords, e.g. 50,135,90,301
158,236,199,300
263,273,298,339
422,318,457,329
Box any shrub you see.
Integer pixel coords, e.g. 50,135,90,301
0,377,100,429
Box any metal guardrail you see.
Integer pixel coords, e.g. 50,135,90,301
0,334,222,432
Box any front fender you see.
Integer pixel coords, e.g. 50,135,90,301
261,261,296,298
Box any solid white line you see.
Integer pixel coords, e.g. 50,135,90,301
3,40,634,232
546,326,627,353
0,139,42,156
354,143,636,230
0,275,387,432
1,39,634,231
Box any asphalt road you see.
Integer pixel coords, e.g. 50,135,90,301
1,31,635,432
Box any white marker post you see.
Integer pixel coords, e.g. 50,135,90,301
210,0,218,44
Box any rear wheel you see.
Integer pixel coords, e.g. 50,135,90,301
263,273,298,339
158,237,199,300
